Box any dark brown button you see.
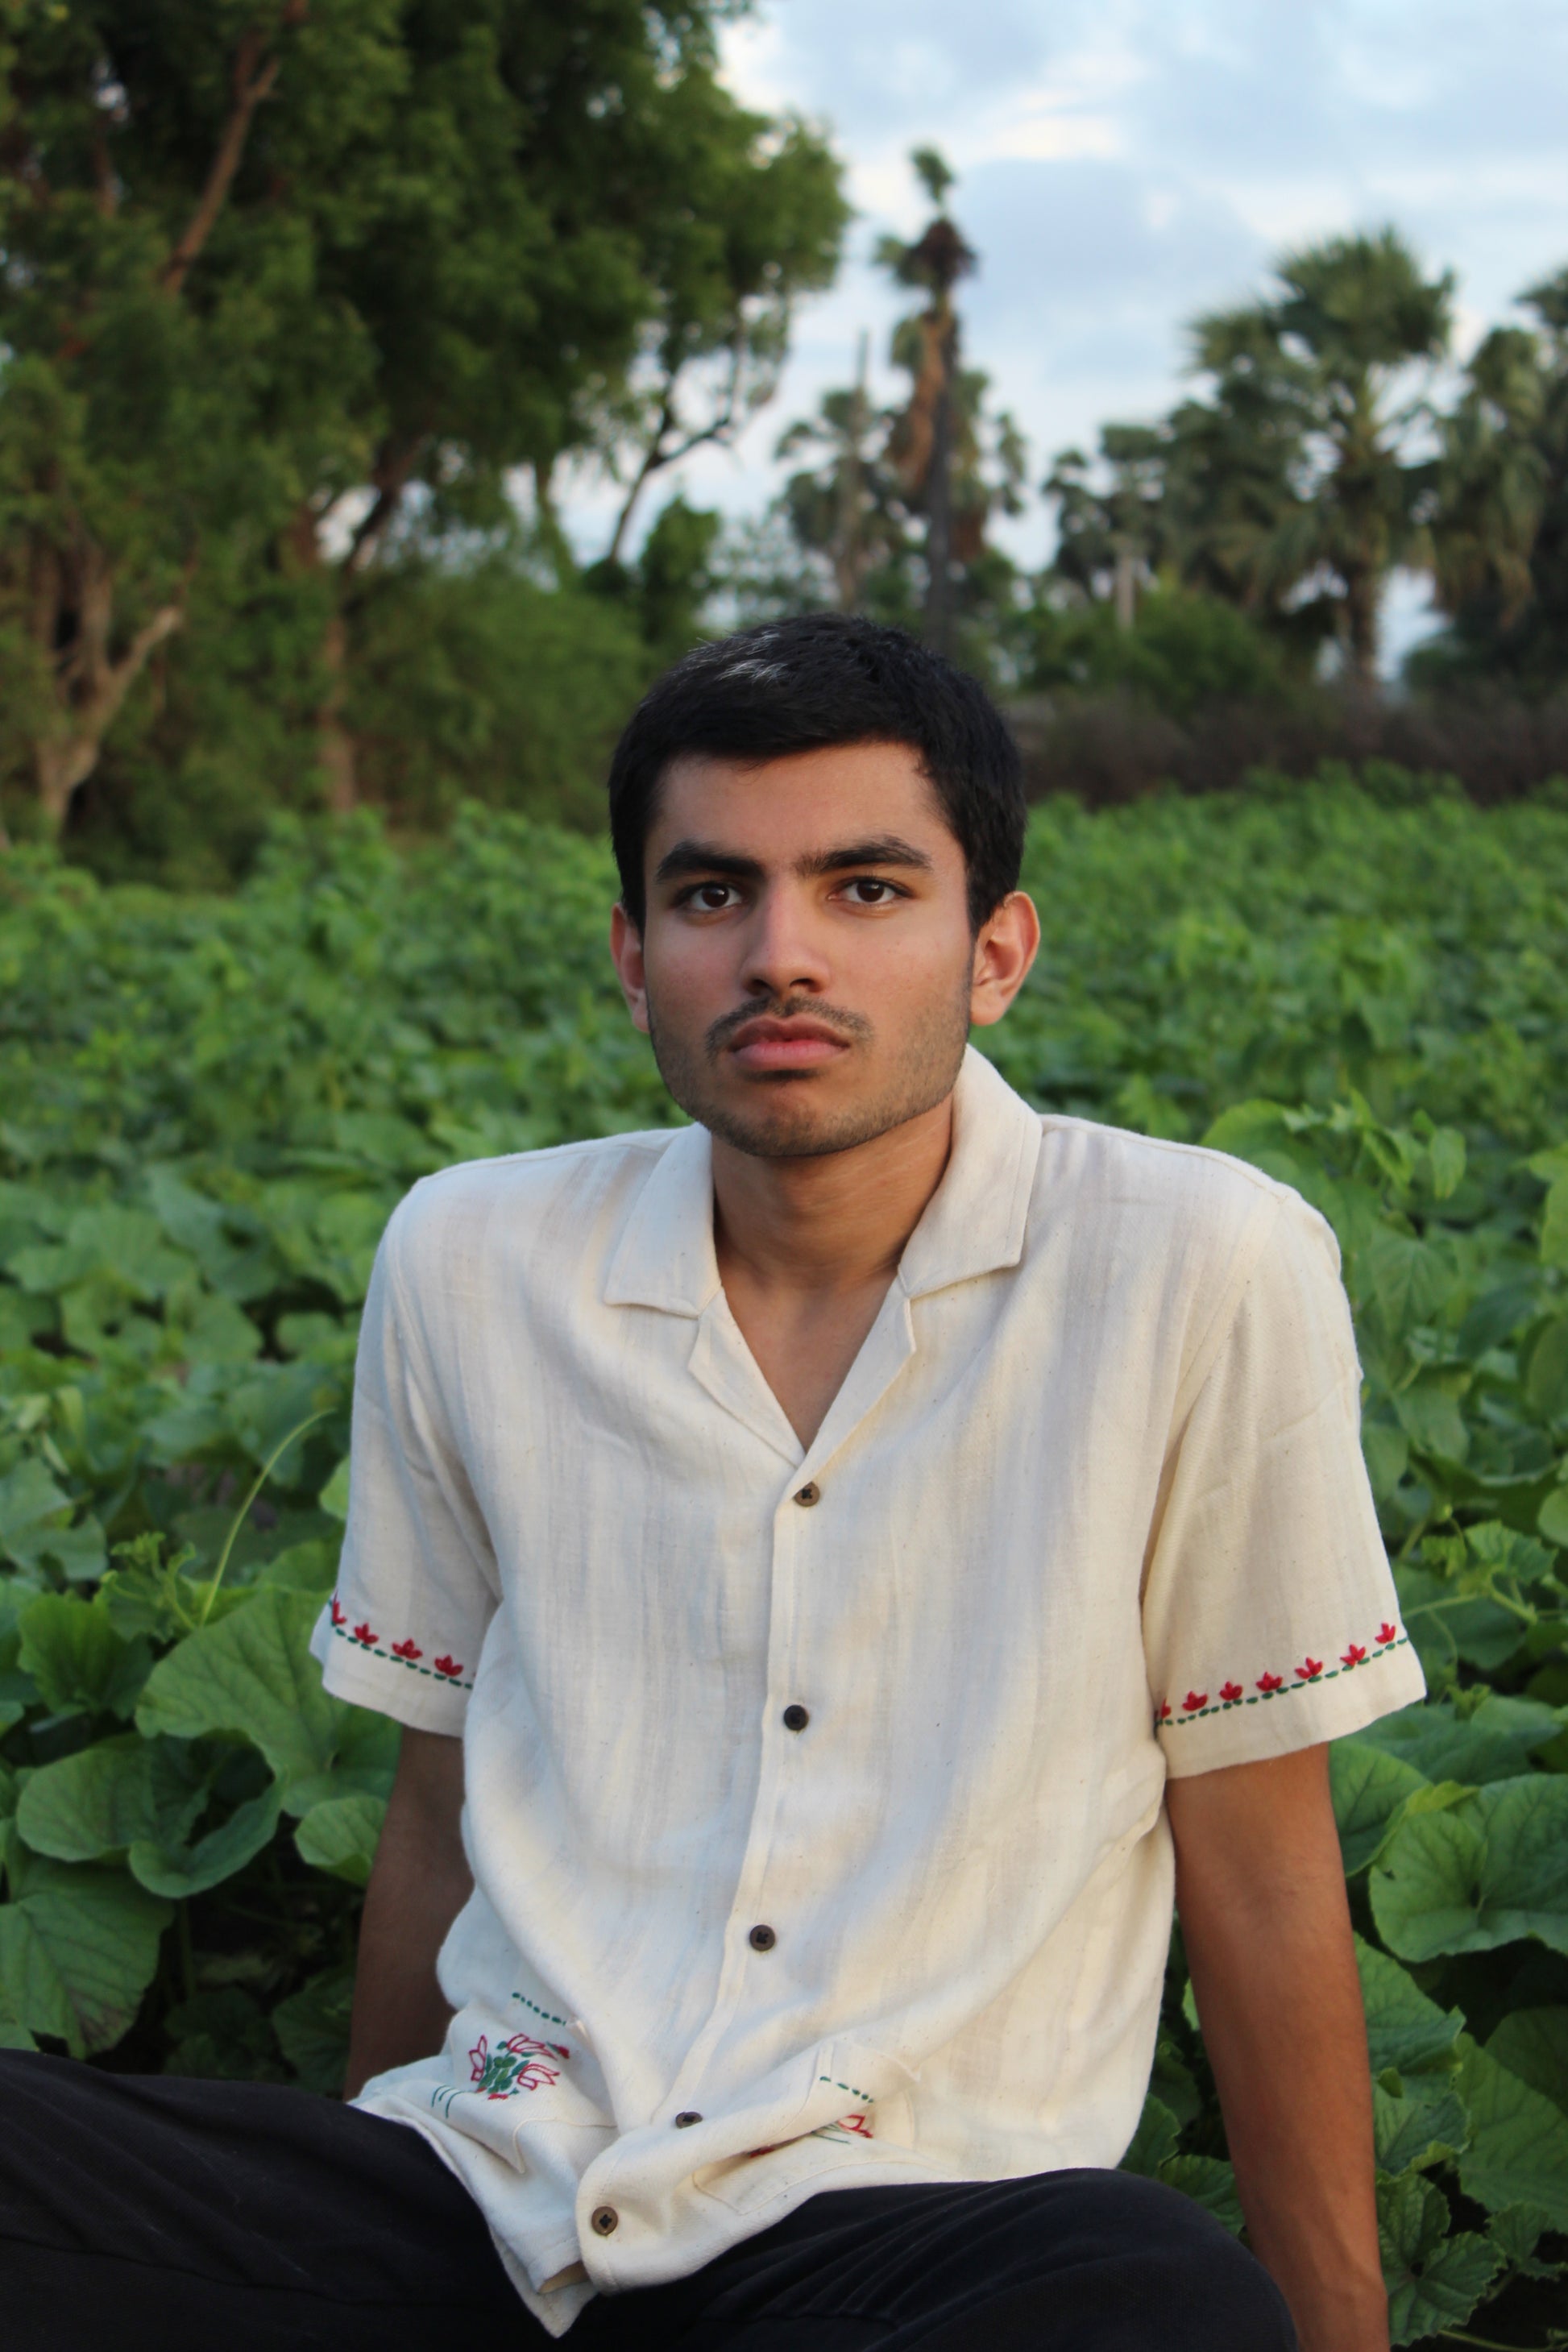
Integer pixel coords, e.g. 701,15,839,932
782,1704,810,1732
793,1482,820,1507
591,2205,620,2236
674,2109,703,2128
749,1923,777,1951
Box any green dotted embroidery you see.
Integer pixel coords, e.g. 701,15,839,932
327,1598,474,1690
512,1993,570,2027
819,2075,874,2103
1156,1634,1409,1733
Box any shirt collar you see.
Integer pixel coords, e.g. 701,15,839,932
602,1043,1042,1317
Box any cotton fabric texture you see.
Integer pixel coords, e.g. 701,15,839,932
313,1046,1421,2333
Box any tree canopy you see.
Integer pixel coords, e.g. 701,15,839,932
0,0,846,854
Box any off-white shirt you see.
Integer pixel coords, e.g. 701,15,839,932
313,1047,1422,2333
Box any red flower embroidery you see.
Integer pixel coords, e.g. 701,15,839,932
1183,1690,1208,1713
1377,1622,1399,1645
352,1620,377,1646
1256,1672,1284,1693
1220,1681,1243,1703
1158,1700,1172,1721
1296,1657,1323,1681
1341,1644,1367,1667
433,1654,464,1679
392,1638,423,1661
330,1596,346,1627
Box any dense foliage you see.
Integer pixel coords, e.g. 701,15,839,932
5,775,1568,2342
0,0,846,862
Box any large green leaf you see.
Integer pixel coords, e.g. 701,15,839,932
15,1734,208,1863
272,1966,355,2095
130,1786,284,1899
1356,1938,1466,2078
1373,2072,1469,2174
1155,2154,1243,2235
292,1791,385,1887
1331,1741,1429,1874
1351,1695,1558,1787
0,1836,170,2055
0,1459,75,1574
1455,2036,1568,2230
1487,2009,1568,2118
1357,1939,1469,2170
135,1587,339,1787
1377,2172,1501,2347
1118,2093,1180,2176
1371,1776,1568,1960
18,1593,151,1721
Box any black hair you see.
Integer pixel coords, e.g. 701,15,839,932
607,614,1027,931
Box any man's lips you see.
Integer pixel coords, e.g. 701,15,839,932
724,1017,852,1072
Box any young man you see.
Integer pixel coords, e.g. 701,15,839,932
2,618,1421,2351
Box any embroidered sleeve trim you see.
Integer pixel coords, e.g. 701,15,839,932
325,1592,474,1690
1155,1623,1408,1732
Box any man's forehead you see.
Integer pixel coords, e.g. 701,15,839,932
650,741,952,854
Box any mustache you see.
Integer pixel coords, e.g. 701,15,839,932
704,995,873,1059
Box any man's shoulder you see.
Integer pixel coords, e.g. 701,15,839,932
1031,1112,1334,1274
378,1126,685,1288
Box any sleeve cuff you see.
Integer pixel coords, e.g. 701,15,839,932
311,1601,475,1736
1159,1635,1426,1778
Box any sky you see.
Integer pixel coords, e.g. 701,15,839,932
560,0,1568,662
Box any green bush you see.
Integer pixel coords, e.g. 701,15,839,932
4,778,1568,2340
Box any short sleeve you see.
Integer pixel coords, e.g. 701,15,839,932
309,1202,500,1735
1143,1187,1425,1776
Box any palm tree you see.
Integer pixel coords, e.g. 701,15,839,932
1181,228,1454,682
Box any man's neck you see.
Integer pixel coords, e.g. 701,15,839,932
710,1092,956,1300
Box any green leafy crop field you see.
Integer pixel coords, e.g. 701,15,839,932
5,774,1568,2343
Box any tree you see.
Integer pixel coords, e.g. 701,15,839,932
0,2,847,843
877,147,979,654
591,85,847,566
1047,230,1454,682
1181,229,1454,682
1420,268,1568,687
1043,424,1169,627
774,333,907,612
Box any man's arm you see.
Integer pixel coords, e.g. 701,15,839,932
1166,1744,1388,2352
343,1726,472,2100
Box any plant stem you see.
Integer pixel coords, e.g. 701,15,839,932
196,1406,334,1626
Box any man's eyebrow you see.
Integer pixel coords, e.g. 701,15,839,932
652,835,936,888
653,840,767,886
796,836,935,877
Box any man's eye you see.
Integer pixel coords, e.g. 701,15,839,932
844,878,898,905
687,883,738,911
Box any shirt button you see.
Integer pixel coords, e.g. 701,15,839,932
793,1482,820,1507
674,2110,703,2127
782,1704,810,1732
591,2205,620,2236
749,1923,777,1951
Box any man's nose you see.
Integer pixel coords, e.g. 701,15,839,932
736,886,832,998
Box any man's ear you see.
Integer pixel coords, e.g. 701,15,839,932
609,902,651,1035
969,890,1041,1029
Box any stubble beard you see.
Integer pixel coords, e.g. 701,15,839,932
645,984,973,1162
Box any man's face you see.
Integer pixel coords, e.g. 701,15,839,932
609,740,1033,1160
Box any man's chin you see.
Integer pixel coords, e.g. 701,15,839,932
698,1085,865,1161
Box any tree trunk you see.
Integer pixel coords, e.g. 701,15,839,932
1114,545,1139,631
1343,562,1381,687
833,331,869,612
922,318,956,657
28,532,187,837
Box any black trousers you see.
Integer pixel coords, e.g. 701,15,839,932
0,2052,1296,2350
